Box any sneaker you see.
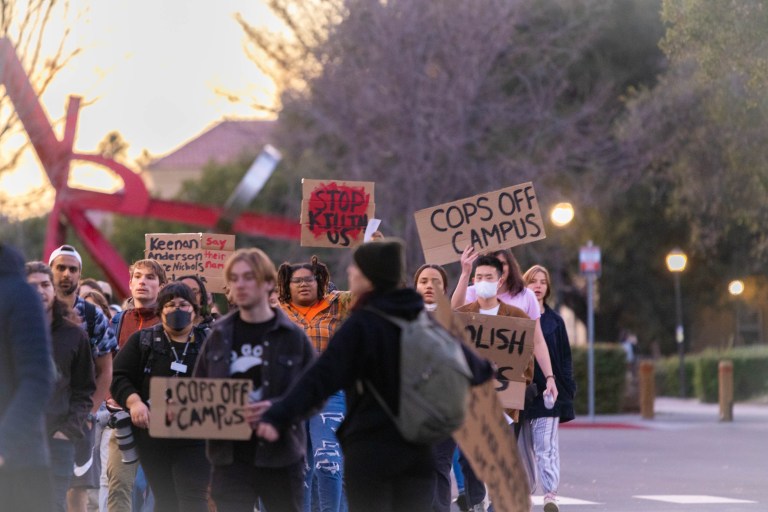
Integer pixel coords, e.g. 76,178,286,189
470,504,486,512
455,494,469,512
543,492,559,512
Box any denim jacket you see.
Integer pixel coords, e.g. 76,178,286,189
193,307,316,468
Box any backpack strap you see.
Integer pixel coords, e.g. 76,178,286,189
141,324,166,375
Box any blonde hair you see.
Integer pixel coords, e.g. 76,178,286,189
523,264,552,302
224,248,277,286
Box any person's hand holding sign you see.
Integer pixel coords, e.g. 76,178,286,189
460,245,479,277
245,400,272,430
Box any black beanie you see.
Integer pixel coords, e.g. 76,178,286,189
353,239,405,292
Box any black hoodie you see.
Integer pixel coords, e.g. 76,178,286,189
263,287,493,476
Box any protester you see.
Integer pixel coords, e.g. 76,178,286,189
106,258,166,512
451,246,558,401
520,265,575,512
277,256,353,512
252,240,494,512
179,274,215,327
193,248,316,512
111,282,211,511
26,261,96,512
48,245,117,510
79,278,104,298
0,244,55,511
412,264,483,512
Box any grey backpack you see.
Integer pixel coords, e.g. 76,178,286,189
364,308,472,444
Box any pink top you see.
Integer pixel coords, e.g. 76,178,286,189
464,285,541,321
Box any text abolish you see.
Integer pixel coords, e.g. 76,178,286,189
415,183,546,265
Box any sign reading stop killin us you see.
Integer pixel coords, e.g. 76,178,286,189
300,179,375,248
414,182,546,265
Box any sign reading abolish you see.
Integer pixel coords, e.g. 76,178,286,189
454,312,535,410
454,380,531,511
149,377,252,440
414,182,546,265
300,179,375,248
145,233,235,293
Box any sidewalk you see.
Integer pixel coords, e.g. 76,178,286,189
562,397,768,430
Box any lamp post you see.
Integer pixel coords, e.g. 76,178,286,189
549,203,574,310
728,280,744,346
666,248,688,398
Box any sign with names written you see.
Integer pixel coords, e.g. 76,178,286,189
300,179,375,248
145,233,235,293
149,377,253,440
414,182,546,265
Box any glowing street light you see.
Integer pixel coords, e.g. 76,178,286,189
728,280,745,296
550,202,575,227
666,248,688,398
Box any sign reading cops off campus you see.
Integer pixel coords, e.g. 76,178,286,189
144,233,235,293
454,312,535,410
414,182,546,265
149,377,253,440
300,179,375,249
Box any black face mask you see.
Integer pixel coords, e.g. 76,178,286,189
165,309,192,331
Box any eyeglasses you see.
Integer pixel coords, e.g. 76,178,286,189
163,301,193,310
290,276,316,285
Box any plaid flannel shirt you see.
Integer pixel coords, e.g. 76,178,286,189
280,290,353,353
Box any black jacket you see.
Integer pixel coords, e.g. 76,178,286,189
193,308,316,468
527,305,576,422
47,320,95,440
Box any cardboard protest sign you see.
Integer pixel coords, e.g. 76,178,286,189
300,179,375,248
454,312,535,410
149,377,253,440
453,380,531,512
145,233,235,293
414,182,546,265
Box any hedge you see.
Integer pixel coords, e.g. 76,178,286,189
655,346,768,403
571,343,626,414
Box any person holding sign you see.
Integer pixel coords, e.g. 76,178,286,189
518,265,575,512
193,248,316,512
110,282,211,512
276,256,353,512
412,264,485,512
451,246,558,402
250,240,494,512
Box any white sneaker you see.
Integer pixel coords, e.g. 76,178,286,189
470,504,486,512
543,492,559,512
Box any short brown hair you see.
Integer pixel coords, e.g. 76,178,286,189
129,259,167,285
225,248,276,286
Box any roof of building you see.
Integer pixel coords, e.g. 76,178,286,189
147,119,276,171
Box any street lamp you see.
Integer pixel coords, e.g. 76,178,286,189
551,202,575,227
666,248,688,398
728,280,744,346
549,203,574,310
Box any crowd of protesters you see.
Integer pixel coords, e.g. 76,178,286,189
0,235,574,512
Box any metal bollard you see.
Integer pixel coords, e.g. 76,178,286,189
638,360,655,420
719,360,734,422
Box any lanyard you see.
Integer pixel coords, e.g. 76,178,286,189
165,331,193,376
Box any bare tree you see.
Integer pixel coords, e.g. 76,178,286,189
0,1,81,176
240,0,621,269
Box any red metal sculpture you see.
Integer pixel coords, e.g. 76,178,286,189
0,38,299,297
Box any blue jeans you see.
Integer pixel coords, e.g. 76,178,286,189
50,437,75,512
305,391,346,512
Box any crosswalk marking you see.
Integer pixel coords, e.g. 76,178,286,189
634,495,757,504
531,496,601,506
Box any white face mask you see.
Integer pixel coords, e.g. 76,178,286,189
475,280,499,299
424,303,438,312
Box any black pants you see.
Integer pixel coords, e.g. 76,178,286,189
138,440,211,512
0,466,53,512
211,460,304,512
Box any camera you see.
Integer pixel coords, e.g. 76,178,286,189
110,410,139,464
